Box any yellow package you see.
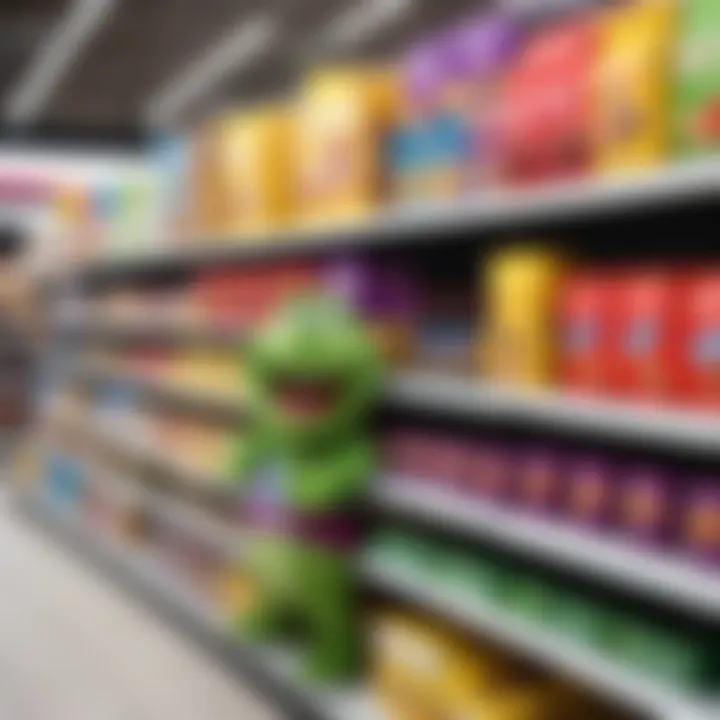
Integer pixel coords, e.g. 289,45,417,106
297,66,398,225
187,119,227,237
218,105,295,237
595,0,676,174
371,612,519,720
482,247,564,388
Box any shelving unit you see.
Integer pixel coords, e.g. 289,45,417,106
364,559,719,720
75,361,720,455
373,478,720,621
39,158,720,720
46,159,720,286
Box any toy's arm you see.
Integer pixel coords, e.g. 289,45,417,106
291,438,375,510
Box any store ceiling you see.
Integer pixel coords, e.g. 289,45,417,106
0,0,481,148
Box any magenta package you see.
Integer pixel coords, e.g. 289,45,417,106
466,443,513,502
516,446,561,514
682,483,720,566
565,455,616,528
617,466,676,545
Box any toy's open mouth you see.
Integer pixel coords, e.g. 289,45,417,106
272,377,344,421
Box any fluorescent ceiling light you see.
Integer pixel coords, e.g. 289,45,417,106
145,14,276,127
324,0,412,48
4,0,116,125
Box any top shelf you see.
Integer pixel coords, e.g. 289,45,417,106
51,160,720,286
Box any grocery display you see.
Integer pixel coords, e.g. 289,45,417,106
26,1,720,719
366,527,720,695
382,426,719,569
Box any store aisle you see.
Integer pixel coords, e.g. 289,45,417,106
0,488,277,720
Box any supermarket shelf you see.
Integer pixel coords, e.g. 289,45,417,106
16,490,376,720
389,371,720,453
77,361,720,454
373,479,720,621
56,320,247,348
77,365,246,422
364,560,719,720
51,159,720,284
85,470,240,553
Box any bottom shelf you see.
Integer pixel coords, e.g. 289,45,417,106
364,560,719,720
14,490,374,720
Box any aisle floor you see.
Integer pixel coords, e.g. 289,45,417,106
0,488,278,720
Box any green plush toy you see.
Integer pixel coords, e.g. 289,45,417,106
228,292,381,682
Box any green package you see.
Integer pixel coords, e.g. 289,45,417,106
605,615,719,692
544,590,612,649
634,630,720,692
440,551,505,602
674,0,720,155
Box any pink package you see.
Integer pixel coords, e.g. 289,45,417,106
617,466,677,545
565,455,616,528
516,446,561,513
681,483,720,566
466,443,513,502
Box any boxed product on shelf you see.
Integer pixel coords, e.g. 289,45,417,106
674,270,720,409
594,0,675,174
217,104,295,236
500,13,596,184
381,424,720,568
370,611,527,720
324,255,417,365
413,270,476,373
515,446,562,514
441,12,517,191
467,442,513,501
681,483,719,565
674,0,720,155
482,246,564,387
193,261,319,331
607,268,682,402
558,270,614,395
215,558,255,623
187,117,227,238
617,465,676,545
297,66,398,224
369,525,720,695
151,133,192,244
391,41,444,202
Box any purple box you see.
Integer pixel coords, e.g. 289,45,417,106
617,466,676,545
682,483,720,566
516,446,561,514
466,442,513,502
402,41,445,119
323,255,417,320
564,455,616,528
442,13,518,188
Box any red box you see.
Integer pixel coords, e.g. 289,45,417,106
500,17,596,185
674,271,720,409
607,269,683,403
558,271,613,394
